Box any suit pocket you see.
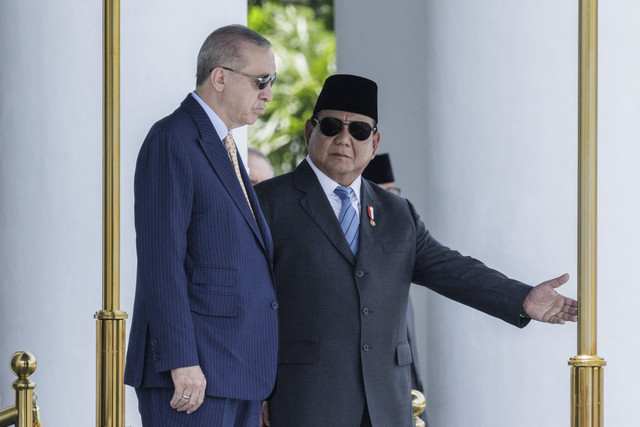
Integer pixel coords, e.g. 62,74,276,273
192,265,237,287
188,286,237,318
396,341,413,366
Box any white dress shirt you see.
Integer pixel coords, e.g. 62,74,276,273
306,155,361,221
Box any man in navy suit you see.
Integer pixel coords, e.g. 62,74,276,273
124,25,279,426
255,74,578,426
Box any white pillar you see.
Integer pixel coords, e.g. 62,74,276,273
0,1,247,425
336,1,640,426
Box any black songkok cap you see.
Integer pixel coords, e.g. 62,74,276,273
362,153,394,184
313,74,378,122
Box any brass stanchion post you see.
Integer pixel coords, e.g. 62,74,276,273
569,1,606,426
0,351,36,427
411,390,426,427
95,0,127,426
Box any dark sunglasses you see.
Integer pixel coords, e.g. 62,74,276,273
312,117,377,141
220,66,276,90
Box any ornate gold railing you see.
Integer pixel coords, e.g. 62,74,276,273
0,351,41,427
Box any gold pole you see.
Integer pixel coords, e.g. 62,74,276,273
95,0,127,426
569,1,606,426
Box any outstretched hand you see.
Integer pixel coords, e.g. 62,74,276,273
523,273,578,324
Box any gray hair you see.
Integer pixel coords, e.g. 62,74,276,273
196,24,271,87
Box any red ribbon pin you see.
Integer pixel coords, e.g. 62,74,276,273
367,205,376,226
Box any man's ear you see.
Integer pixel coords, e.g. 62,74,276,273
209,67,226,91
371,129,381,158
304,119,315,146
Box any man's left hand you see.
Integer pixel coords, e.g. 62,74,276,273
170,365,207,414
523,273,578,324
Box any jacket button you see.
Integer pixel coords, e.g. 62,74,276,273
355,270,364,278
271,301,279,309
362,307,369,315
362,344,370,352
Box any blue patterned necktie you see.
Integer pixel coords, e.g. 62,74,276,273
334,185,359,255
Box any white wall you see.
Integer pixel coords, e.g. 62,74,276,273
2,1,638,426
336,1,639,426
597,0,640,423
0,1,247,425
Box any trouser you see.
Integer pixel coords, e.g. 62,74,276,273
136,387,262,427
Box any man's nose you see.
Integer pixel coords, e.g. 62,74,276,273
333,125,352,144
261,85,273,102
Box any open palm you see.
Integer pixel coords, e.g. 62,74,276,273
523,273,578,324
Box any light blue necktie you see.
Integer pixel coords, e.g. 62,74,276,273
334,186,359,255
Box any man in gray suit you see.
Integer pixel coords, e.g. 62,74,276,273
362,153,428,426
255,74,577,426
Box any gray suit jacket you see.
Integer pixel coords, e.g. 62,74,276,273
255,160,532,426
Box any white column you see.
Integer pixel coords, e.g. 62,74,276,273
0,1,247,425
336,1,640,426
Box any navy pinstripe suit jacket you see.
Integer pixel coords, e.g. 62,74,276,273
124,94,278,400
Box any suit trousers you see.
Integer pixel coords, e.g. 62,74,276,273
136,388,262,427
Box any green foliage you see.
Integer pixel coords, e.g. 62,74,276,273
248,1,335,174
248,0,334,30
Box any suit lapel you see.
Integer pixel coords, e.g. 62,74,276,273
242,154,274,259
358,180,380,258
180,95,267,252
295,161,356,264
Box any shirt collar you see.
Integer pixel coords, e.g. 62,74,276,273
306,155,362,204
191,91,231,140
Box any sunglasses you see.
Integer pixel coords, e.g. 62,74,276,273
312,117,377,141
220,66,276,90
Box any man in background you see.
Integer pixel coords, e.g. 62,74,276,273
249,147,275,185
362,153,400,195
